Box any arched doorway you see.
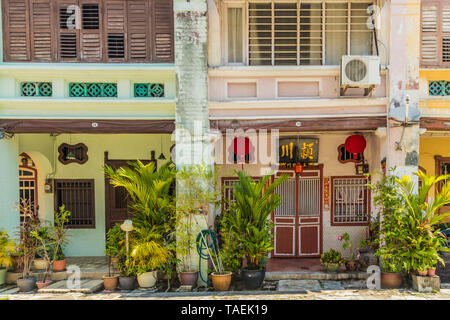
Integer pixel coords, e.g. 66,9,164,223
19,153,38,223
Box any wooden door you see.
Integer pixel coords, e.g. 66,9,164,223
436,156,450,220
273,166,323,258
104,151,155,232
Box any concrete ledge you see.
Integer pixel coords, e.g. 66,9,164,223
412,275,440,293
6,270,107,284
266,271,369,281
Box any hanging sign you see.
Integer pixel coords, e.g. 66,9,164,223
278,137,319,167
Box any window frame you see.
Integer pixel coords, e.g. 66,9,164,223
331,175,370,226
221,0,375,66
53,178,96,229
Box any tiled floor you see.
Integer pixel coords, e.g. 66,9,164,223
66,256,109,272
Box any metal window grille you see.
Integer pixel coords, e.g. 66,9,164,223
274,179,296,216
222,177,260,212
21,82,52,97
248,1,373,66
19,167,38,224
54,179,95,228
298,178,320,216
332,177,370,224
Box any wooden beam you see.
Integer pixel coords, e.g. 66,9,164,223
420,117,450,131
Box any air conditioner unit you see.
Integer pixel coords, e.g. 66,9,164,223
340,55,380,87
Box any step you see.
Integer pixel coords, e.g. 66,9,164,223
38,279,104,294
6,270,107,285
266,271,369,281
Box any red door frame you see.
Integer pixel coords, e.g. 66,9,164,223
271,164,323,258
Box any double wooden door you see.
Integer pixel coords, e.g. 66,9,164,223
272,167,322,258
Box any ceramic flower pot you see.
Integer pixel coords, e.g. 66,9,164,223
137,271,158,288
418,270,428,276
119,276,136,290
380,272,403,289
0,268,6,286
53,259,67,272
323,263,340,272
241,268,265,290
179,271,199,286
33,259,50,271
17,277,37,292
345,260,358,271
427,268,436,276
36,280,53,290
211,272,232,291
103,275,119,291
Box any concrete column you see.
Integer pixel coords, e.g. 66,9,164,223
174,0,210,287
0,135,20,235
387,0,421,183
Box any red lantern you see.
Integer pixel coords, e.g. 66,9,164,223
295,164,303,174
344,134,366,159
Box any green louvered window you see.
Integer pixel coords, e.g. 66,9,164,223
21,82,53,97
429,81,450,96
69,83,118,97
134,83,165,98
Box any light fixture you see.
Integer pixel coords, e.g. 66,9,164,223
121,219,134,257
158,135,166,160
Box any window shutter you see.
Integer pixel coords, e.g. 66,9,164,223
79,0,102,61
127,0,150,61
2,0,30,61
29,0,54,61
152,0,174,62
421,2,440,65
442,4,450,63
57,0,79,61
104,0,127,61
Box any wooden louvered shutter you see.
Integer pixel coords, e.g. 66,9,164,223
29,0,54,61
104,0,127,61
152,0,174,62
2,0,30,61
421,2,439,66
80,0,102,61
127,0,150,61
57,0,79,61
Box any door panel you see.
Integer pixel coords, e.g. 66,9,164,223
273,178,296,257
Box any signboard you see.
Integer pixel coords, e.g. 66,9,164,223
278,137,319,167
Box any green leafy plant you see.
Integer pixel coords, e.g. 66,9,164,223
320,248,343,265
222,171,288,270
105,223,126,259
338,232,358,261
0,229,15,270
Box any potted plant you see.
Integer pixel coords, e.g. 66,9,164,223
130,226,171,288
223,171,288,290
103,256,119,291
105,223,125,268
30,226,54,289
50,206,71,272
16,199,40,292
338,232,358,271
117,258,137,290
0,229,15,286
320,249,343,272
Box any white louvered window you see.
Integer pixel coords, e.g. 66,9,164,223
421,0,450,66
246,1,373,66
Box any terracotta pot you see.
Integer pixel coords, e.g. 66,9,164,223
0,268,6,286
381,272,403,289
17,277,37,292
211,272,232,291
241,268,265,290
33,259,50,271
103,275,119,291
418,270,428,276
53,259,67,272
36,280,53,290
179,271,199,286
118,276,136,290
137,271,157,288
345,260,358,271
427,268,436,276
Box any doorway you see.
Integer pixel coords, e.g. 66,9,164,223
272,166,323,258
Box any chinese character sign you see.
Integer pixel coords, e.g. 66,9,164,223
278,137,319,167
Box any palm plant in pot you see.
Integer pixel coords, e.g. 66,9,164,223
130,226,171,288
50,206,71,272
16,199,40,292
320,249,343,272
224,171,288,290
0,229,15,286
